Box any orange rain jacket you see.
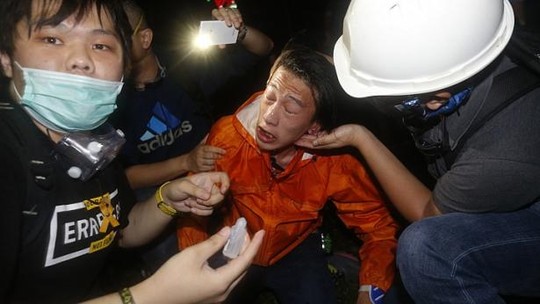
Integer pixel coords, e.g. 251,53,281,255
177,92,399,291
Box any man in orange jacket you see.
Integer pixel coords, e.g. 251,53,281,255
177,46,399,304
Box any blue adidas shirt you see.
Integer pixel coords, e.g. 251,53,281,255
112,74,211,167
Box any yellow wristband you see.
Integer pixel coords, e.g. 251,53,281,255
118,287,135,304
155,181,178,217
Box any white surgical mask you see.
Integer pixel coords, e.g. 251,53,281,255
13,62,124,132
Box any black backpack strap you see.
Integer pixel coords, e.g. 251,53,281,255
444,65,540,167
506,24,540,76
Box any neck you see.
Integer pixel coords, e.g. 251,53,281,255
35,122,63,143
271,146,297,168
132,52,160,88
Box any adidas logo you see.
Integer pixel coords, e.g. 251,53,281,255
137,102,194,154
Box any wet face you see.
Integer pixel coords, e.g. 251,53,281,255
0,0,124,94
256,67,320,152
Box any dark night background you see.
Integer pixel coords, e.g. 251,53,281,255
138,0,351,55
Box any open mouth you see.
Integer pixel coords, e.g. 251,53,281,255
256,126,276,144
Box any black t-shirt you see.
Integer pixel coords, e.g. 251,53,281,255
0,102,135,303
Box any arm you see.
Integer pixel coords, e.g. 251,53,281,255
328,155,399,300
297,124,439,222
212,7,274,56
238,26,274,57
82,227,265,304
119,171,230,248
125,141,226,189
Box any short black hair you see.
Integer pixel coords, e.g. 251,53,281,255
0,0,132,72
269,46,340,131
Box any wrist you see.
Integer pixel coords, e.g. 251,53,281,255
176,154,191,174
359,285,372,292
128,282,153,304
118,287,135,304
237,24,248,42
155,181,180,217
359,285,385,304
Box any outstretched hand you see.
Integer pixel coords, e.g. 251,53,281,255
211,5,244,49
133,227,265,304
212,5,243,29
296,124,364,150
187,142,226,173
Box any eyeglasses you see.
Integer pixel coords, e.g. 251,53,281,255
394,88,472,119
131,15,145,37
395,94,448,114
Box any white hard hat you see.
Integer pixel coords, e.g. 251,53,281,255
334,0,515,98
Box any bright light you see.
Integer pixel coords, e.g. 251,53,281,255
193,33,212,50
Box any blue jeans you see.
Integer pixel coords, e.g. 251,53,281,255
397,201,540,304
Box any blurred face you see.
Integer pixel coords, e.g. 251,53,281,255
0,0,124,93
256,67,320,152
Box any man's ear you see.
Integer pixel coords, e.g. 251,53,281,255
139,28,154,50
0,52,13,78
295,122,321,147
307,122,321,135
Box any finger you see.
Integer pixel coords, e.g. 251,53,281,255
177,179,212,201
192,197,216,208
200,156,217,165
190,227,231,261
218,7,233,26
197,162,214,171
230,11,243,28
190,207,214,216
189,172,229,196
203,171,229,186
196,194,225,208
202,158,215,165
301,133,318,141
295,134,317,148
201,165,215,173
214,230,265,280
211,8,224,21
199,151,214,161
313,134,337,147
196,163,213,172
215,173,230,194
204,145,226,155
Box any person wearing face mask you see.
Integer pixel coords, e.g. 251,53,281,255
298,0,540,303
177,46,400,304
0,0,264,303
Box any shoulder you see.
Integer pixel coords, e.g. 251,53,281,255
207,93,263,147
208,115,240,148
